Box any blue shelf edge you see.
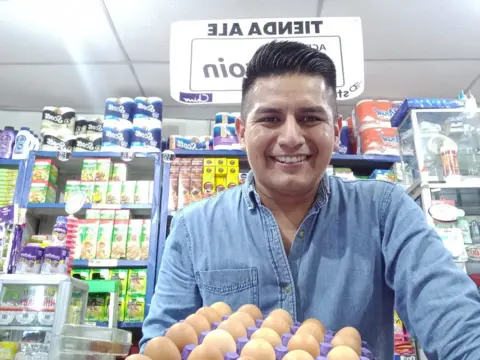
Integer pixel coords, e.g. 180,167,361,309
72,260,149,267
34,150,160,159
0,159,22,166
26,203,152,210
94,321,143,328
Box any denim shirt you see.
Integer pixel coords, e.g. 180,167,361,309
141,172,480,360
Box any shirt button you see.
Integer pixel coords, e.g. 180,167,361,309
281,283,292,293
298,230,305,238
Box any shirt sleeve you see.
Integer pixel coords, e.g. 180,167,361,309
381,183,480,360
139,211,202,352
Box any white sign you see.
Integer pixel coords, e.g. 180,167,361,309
170,18,364,104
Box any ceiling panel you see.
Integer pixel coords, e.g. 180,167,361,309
321,0,480,60
133,63,173,103
0,0,124,63
0,64,140,113
105,0,319,62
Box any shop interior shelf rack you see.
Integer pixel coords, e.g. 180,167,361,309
18,150,163,329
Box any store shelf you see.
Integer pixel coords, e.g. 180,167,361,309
72,259,149,268
92,321,143,328
26,203,153,217
172,149,247,157
0,159,22,167
0,325,52,332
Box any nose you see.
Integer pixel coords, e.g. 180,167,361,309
277,114,305,148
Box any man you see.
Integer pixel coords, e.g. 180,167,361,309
141,41,480,359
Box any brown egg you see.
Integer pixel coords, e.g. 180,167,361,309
287,333,320,358
144,336,181,360
238,304,263,320
229,311,256,328
202,329,237,355
184,314,211,336
197,306,222,324
251,327,282,347
302,318,326,336
327,345,360,360
217,318,247,340
165,323,198,352
283,349,315,360
296,322,325,343
240,338,276,360
331,333,361,356
125,356,153,360
269,309,294,326
336,327,361,342
188,344,224,360
261,315,290,336
211,302,233,317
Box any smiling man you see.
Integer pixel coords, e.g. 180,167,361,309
141,41,480,360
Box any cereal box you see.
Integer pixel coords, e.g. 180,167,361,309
215,163,227,193
202,166,215,197
227,166,239,189
32,159,58,186
95,158,112,182
99,210,115,220
81,158,97,182
109,269,129,295
190,172,203,203
126,219,142,260
28,182,56,203
90,268,110,280
93,182,108,204
110,163,128,182
64,180,81,203
107,181,122,204
125,294,145,322
121,181,136,204
134,181,150,204
140,219,151,260
178,167,192,208
96,220,114,259
79,219,99,260
111,220,129,259
168,166,179,211
115,210,131,220
80,183,95,204
85,209,100,220
127,269,147,294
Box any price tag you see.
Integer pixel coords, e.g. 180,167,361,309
88,259,118,267
400,356,416,360
91,204,121,210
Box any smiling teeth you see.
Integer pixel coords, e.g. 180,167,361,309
274,156,307,163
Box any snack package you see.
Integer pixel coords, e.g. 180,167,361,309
100,210,115,220
86,294,109,322
190,166,203,203
178,167,192,208
115,210,131,220
71,269,90,281
107,181,122,204
95,158,112,182
125,294,145,322
64,180,81,203
227,166,239,189
93,182,108,204
202,166,215,197
32,159,58,186
85,209,101,220
28,182,56,203
215,162,227,193
79,220,99,260
90,268,110,280
140,219,151,260
96,220,114,259
80,182,95,204
111,220,128,259
121,181,136,204
109,269,129,295
40,246,70,274
111,163,128,182
127,269,147,294
126,219,142,260
15,246,45,274
168,166,180,211
81,158,97,182
135,181,150,204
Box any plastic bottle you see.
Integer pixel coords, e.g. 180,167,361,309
31,132,40,151
12,127,32,159
52,216,68,244
0,126,16,159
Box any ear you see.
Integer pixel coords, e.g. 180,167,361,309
235,117,246,151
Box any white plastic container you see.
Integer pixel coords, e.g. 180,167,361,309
12,127,32,159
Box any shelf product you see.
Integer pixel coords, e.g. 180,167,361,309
0,169,18,207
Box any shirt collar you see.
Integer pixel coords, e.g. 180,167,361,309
241,170,331,210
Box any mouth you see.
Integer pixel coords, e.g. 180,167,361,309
271,155,310,164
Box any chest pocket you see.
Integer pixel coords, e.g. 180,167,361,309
196,268,259,311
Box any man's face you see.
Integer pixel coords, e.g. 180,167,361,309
236,74,336,197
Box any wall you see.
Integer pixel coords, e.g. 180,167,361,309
0,110,213,137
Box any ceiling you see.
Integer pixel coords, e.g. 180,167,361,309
0,0,479,121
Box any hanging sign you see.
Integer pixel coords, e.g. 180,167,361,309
170,18,364,104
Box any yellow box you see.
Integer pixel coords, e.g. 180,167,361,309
215,175,227,193
226,158,239,167
227,166,239,189
203,158,215,166
214,158,227,166
0,341,18,359
202,166,215,196
215,165,227,176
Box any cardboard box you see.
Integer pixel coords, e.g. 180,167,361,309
203,158,215,166
28,182,56,203
92,182,108,204
177,167,191,208
96,220,114,259
64,180,81,203
81,158,97,182
32,159,58,185
227,166,239,189
134,181,150,204
125,294,145,322
107,181,122,204
121,181,136,204
226,158,239,167
126,219,142,260
190,166,203,203
110,163,128,182
168,167,179,211
214,158,227,167
80,182,95,204
140,219,151,260
79,220,99,260
95,158,112,182
202,166,215,197
111,220,129,259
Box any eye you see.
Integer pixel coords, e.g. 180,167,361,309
300,116,322,123
261,117,280,123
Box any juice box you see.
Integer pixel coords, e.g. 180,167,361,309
121,181,136,204
107,181,122,204
168,166,179,211
95,158,112,182
126,219,143,260
81,158,97,182
79,220,99,260
100,210,115,220
134,181,150,204
111,220,129,259
125,294,145,322
28,182,56,203
85,209,101,220
64,180,81,203
202,166,215,197
93,182,108,204
96,220,114,259
109,269,129,295
227,166,239,189
110,163,128,182
71,269,90,281
140,219,151,260
127,269,147,294
32,159,58,185
80,183,95,204
115,210,131,220
90,268,110,280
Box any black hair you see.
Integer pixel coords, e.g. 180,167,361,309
241,40,337,116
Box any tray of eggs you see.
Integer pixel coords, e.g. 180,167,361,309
125,302,374,360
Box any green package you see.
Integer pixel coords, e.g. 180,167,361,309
125,294,145,322
127,269,147,295
71,269,90,281
80,183,95,204
109,269,129,295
